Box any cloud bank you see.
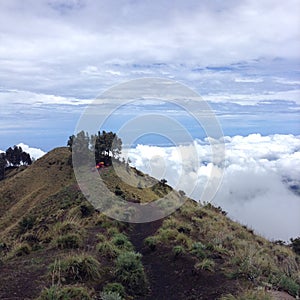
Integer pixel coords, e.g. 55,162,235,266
127,134,300,241
17,143,46,160
0,143,46,160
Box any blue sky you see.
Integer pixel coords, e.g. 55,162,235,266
0,0,299,151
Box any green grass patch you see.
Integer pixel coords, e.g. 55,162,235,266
50,254,101,283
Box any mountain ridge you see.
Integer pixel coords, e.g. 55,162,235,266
0,147,299,299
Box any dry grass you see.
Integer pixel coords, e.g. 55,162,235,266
147,200,300,296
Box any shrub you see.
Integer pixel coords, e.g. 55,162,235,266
190,242,206,259
50,254,101,283
80,203,95,217
100,291,124,300
172,245,185,258
177,224,192,235
111,233,133,251
18,215,36,234
161,218,178,229
115,251,148,294
21,232,40,245
38,285,92,300
230,255,262,280
278,274,300,297
114,186,124,198
54,233,83,249
220,289,272,300
97,241,120,259
53,220,83,235
157,228,178,242
96,233,107,242
175,233,192,248
107,227,120,237
12,242,31,257
179,190,186,197
96,214,111,227
204,203,227,215
229,242,275,281
213,244,230,256
144,236,157,251
290,237,300,255
194,258,215,272
0,241,8,254
103,283,125,298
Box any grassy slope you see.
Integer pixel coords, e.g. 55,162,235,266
0,147,299,300
0,147,74,239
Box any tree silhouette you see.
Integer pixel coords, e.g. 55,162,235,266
290,237,300,255
160,179,168,186
0,146,32,181
5,146,32,167
21,151,32,165
71,131,90,165
69,130,122,166
67,134,75,150
91,130,122,164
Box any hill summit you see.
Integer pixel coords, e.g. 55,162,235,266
0,147,299,300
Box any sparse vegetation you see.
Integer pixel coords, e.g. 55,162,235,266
100,291,124,300
194,258,215,272
144,236,158,251
290,237,300,255
38,285,92,300
10,242,31,257
0,145,299,300
96,241,120,259
54,233,83,249
115,251,148,294
50,255,101,283
277,274,300,297
173,245,185,258
103,283,125,298
111,233,133,251
18,215,36,234
190,242,206,259
220,289,273,300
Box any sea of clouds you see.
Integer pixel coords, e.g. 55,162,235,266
1,134,299,241
127,133,300,241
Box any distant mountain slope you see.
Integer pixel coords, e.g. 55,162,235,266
0,147,74,238
0,147,299,300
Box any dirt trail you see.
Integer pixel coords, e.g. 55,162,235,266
0,251,56,300
129,220,239,300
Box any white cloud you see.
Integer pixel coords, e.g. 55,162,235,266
0,0,299,91
17,143,46,160
105,70,122,76
81,65,101,76
275,78,300,85
234,77,264,83
204,89,300,105
0,143,46,160
0,89,91,107
127,133,300,241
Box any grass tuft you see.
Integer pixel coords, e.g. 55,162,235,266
49,254,101,283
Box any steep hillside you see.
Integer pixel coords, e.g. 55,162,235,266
0,147,74,239
0,147,299,300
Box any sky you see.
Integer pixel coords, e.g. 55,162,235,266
0,0,299,150
0,0,299,239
